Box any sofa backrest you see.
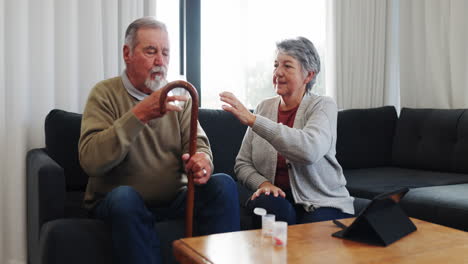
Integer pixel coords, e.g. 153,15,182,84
44,108,248,192
198,109,248,179
336,106,398,169
392,108,468,173
45,109,88,191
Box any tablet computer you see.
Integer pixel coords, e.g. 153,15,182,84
332,188,416,246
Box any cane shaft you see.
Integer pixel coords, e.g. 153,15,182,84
159,81,198,237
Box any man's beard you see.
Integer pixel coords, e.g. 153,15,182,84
145,66,168,92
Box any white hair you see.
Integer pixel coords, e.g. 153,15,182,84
125,16,167,52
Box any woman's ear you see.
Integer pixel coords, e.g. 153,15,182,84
304,71,315,84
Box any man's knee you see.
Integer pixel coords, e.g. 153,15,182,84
206,173,237,193
194,174,240,233
105,186,146,217
197,173,238,206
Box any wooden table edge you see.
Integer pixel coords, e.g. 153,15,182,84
173,239,213,264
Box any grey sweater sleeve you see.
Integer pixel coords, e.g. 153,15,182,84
234,126,271,191
251,97,335,165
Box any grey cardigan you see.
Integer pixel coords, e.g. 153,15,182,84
235,93,354,214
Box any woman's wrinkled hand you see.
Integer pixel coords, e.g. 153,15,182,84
219,92,256,127
251,182,286,200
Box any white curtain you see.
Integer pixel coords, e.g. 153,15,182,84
400,0,468,108
0,0,155,263
326,0,400,110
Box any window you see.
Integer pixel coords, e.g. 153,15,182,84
200,0,327,109
156,0,183,82
157,0,327,109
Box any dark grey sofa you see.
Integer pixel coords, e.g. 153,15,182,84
27,108,369,264
336,106,468,231
36,105,468,264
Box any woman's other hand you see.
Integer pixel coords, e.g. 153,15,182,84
251,182,286,200
219,92,256,126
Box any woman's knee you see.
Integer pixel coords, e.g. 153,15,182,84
248,194,290,210
247,194,296,225
299,207,352,224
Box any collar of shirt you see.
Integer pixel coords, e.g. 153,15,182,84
121,70,148,101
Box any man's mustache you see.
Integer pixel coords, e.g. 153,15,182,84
151,66,167,75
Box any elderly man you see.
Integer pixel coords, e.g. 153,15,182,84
78,17,240,264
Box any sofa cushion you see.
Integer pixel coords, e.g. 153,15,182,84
336,106,397,169
40,219,113,264
401,184,468,231
198,109,248,179
392,108,468,173
45,110,88,191
40,218,184,264
344,167,468,199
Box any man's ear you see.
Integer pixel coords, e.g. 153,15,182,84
123,45,131,64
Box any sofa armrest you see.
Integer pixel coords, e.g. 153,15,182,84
27,148,66,264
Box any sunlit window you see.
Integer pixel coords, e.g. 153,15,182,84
157,0,327,109
201,0,326,109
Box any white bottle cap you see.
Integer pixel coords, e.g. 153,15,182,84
253,207,267,216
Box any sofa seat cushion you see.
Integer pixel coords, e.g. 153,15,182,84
41,218,184,264
344,167,468,199
40,219,113,264
401,184,468,231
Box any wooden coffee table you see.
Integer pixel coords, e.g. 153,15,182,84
173,218,468,264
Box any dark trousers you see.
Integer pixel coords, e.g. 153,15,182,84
93,173,240,264
247,191,353,226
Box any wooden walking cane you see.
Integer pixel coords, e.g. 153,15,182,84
159,81,198,238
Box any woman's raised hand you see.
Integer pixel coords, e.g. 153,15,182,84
219,92,256,127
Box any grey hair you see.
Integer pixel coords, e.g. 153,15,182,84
125,16,167,52
276,37,321,92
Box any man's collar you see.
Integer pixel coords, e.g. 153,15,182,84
121,70,148,101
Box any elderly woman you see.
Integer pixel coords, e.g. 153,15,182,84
220,37,354,224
